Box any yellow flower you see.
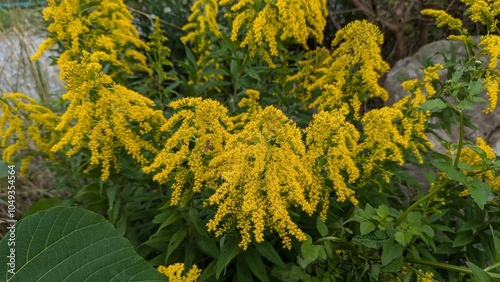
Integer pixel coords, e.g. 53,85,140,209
360,107,407,182
480,35,500,69
222,0,327,66
181,0,221,55
207,106,319,249
457,138,500,195
230,89,263,131
462,0,500,31
305,109,360,208
417,269,434,282
422,64,444,97
158,263,201,282
290,21,389,118
52,51,165,179
483,70,500,113
0,93,61,175
421,9,464,31
143,97,233,200
31,0,150,77
359,82,431,183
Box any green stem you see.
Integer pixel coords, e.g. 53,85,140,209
394,179,450,228
394,109,465,228
364,256,500,279
315,236,357,251
453,110,464,169
485,261,500,272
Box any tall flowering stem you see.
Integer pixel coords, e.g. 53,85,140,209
0,93,61,174
31,0,151,77
52,52,166,179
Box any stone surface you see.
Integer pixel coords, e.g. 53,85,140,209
384,36,500,156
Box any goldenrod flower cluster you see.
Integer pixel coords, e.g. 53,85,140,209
462,0,500,30
420,9,463,31
305,109,360,207
220,0,327,66
359,65,440,183
457,138,500,196
483,71,500,113
157,263,201,282
181,0,224,91
143,97,233,203
207,106,320,249
52,51,166,179
230,89,263,131
360,107,408,183
289,21,389,118
181,0,222,55
31,0,150,77
144,97,326,249
479,35,500,115
0,93,60,174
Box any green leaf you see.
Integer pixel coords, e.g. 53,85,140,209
468,79,483,96
491,226,500,261
395,231,412,247
381,256,405,272
430,224,455,232
270,265,304,282
156,210,183,231
466,261,493,282
0,206,165,281
301,241,319,266
456,100,474,110
420,99,447,111
195,232,220,258
381,240,404,266
452,231,474,247
360,222,376,235
466,178,492,209
255,241,286,268
236,258,254,282
22,198,73,218
215,236,240,279
244,248,270,282
316,217,328,237
376,205,390,218
458,220,483,232
406,211,422,224
198,261,216,282
352,231,389,249
166,226,188,261
421,225,435,238
431,159,468,183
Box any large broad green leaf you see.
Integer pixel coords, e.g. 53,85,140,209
0,206,165,282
